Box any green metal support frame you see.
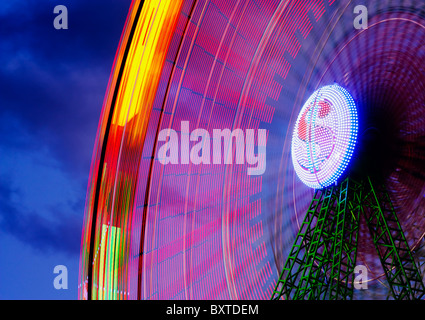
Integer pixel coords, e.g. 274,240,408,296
271,176,425,300
361,177,425,300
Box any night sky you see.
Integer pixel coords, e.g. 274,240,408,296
0,0,132,299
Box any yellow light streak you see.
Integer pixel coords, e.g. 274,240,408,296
112,0,183,127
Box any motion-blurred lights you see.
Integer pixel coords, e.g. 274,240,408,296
291,84,358,189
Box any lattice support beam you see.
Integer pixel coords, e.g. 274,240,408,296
271,187,331,300
272,176,425,300
326,177,362,300
361,177,425,300
293,184,341,300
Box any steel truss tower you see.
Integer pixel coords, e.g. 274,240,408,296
272,176,425,300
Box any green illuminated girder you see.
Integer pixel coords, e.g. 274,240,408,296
271,176,425,300
273,177,362,300
271,187,334,300
323,177,362,300
361,177,425,300
271,180,354,300
292,184,340,300
305,177,362,300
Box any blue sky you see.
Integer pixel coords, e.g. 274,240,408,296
0,0,132,299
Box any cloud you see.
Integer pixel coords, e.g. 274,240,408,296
0,0,132,255
0,1,133,299
0,181,82,256
0,116,86,255
0,0,132,175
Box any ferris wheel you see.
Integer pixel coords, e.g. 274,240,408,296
78,0,425,300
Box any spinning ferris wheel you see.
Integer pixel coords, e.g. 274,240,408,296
78,0,425,300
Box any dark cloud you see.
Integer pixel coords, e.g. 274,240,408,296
0,0,132,175
0,177,82,256
0,1,132,256
0,119,87,256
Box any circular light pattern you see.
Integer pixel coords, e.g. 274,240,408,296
291,84,358,189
